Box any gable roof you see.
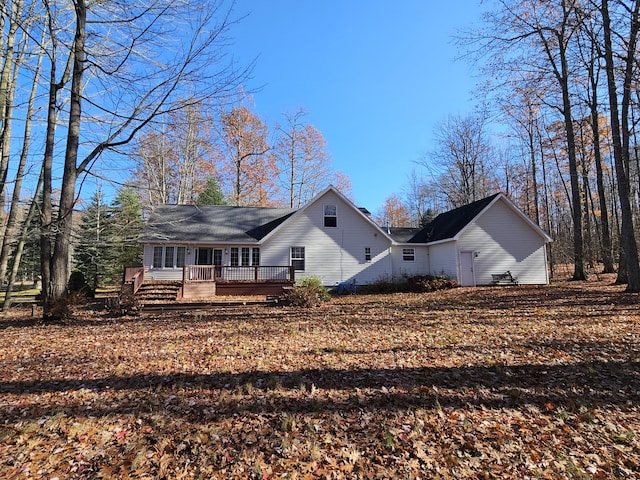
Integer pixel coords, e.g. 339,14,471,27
140,204,297,244
140,190,551,247
256,185,396,244
407,194,500,243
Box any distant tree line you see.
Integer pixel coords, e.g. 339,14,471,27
376,0,640,292
131,103,352,211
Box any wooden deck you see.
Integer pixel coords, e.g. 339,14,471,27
182,265,295,298
123,265,295,300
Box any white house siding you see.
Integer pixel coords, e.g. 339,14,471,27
262,190,393,286
457,199,549,285
425,242,459,280
390,245,429,278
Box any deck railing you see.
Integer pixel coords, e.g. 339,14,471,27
123,265,145,294
183,265,295,283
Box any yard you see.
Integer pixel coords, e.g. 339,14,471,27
1,275,639,479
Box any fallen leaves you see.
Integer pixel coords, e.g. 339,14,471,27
1,276,639,478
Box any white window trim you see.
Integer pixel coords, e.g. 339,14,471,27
402,248,415,262
291,246,306,271
324,204,337,227
152,245,187,269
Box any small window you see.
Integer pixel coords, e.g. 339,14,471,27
365,247,372,262
153,246,163,268
324,204,337,227
252,248,260,266
230,247,239,266
164,246,175,268
402,248,415,262
291,246,305,271
176,247,186,268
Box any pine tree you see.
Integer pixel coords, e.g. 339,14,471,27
74,191,115,291
110,185,144,275
196,177,227,205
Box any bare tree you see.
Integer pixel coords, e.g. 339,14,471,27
274,108,334,207
599,0,640,291
474,0,587,280
0,2,44,284
424,111,497,208
31,0,250,319
132,102,219,208
218,104,276,206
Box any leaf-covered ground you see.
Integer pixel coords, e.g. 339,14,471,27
1,276,639,479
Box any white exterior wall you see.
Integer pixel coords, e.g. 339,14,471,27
456,200,549,285
426,241,459,280
390,245,429,278
262,190,393,286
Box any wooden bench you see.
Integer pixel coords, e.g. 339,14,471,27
491,271,518,286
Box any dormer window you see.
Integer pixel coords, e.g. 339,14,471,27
324,204,337,227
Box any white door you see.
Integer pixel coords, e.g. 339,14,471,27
459,251,475,286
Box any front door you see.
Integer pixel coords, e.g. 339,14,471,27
459,251,475,286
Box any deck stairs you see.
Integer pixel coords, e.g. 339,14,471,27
135,281,181,304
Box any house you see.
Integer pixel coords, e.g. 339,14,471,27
138,186,552,295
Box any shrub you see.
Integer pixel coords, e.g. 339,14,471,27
359,274,458,294
282,276,330,307
68,271,94,298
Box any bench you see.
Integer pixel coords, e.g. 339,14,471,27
491,271,518,286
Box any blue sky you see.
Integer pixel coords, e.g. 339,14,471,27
230,1,485,213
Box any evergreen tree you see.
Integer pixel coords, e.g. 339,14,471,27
196,177,227,205
110,185,144,273
74,191,115,290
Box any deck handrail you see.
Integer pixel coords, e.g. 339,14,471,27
123,266,144,294
184,265,295,283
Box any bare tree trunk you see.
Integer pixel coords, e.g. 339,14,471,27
0,24,44,283
2,170,43,312
601,0,640,291
0,0,24,241
46,0,87,318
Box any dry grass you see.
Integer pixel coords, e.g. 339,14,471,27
1,275,639,478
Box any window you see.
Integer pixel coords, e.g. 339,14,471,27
241,247,250,266
153,247,163,268
153,245,186,268
365,247,372,262
164,247,174,268
402,248,415,262
324,204,337,227
230,247,239,266
252,248,260,266
176,247,186,268
291,247,305,271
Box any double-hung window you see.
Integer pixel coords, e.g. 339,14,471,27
365,247,372,262
324,204,337,227
291,247,305,271
402,248,415,262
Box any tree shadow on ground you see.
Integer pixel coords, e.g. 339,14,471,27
3,360,638,422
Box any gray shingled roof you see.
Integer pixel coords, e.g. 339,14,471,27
407,194,500,243
139,204,297,243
